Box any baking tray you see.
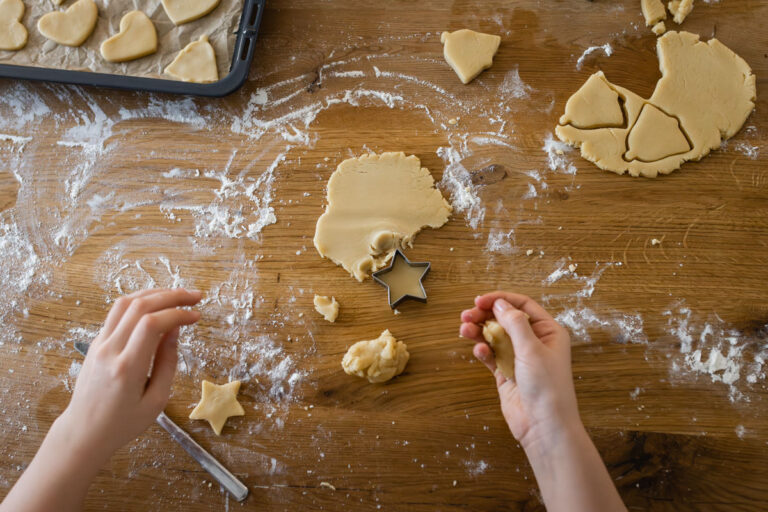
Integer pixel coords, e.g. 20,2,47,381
0,0,265,97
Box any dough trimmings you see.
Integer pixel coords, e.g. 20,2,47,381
37,0,98,47
556,31,756,178
313,152,451,282
668,0,693,24
100,11,157,63
313,295,339,323
342,330,409,383
189,380,245,435
482,320,515,380
641,0,667,26
164,34,219,83
161,0,221,26
440,29,501,84
0,0,28,51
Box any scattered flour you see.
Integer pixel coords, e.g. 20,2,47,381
575,43,614,71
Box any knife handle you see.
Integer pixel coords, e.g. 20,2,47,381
155,412,249,502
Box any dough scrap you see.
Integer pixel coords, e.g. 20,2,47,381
164,35,218,83
0,0,27,51
559,73,625,129
641,0,667,26
440,29,501,84
161,0,221,26
556,31,756,178
652,21,667,36
313,152,451,282
342,330,409,383
37,0,98,47
482,320,514,380
100,11,157,63
189,380,245,435
313,295,339,323
668,0,693,24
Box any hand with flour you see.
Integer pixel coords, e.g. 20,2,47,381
1,288,202,512
460,291,626,512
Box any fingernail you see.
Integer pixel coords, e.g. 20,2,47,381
493,299,511,313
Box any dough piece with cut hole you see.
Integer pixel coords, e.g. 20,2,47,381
37,0,97,47
161,0,221,26
482,320,515,380
559,73,624,129
641,0,667,26
313,152,451,281
0,0,27,51
164,35,218,83
313,295,339,323
189,380,245,435
440,29,501,84
100,11,157,63
625,103,690,161
668,0,693,24
342,330,409,383
652,21,666,35
556,32,755,177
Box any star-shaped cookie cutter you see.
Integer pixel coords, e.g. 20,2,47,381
372,249,430,309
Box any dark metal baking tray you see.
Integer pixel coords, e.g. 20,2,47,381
0,0,264,97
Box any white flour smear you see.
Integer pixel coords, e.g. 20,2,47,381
575,43,614,71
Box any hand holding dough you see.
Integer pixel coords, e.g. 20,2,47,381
342,330,409,383
189,380,245,435
37,0,98,47
441,29,501,84
164,34,219,83
0,0,27,51
482,320,515,380
161,0,221,25
100,11,157,63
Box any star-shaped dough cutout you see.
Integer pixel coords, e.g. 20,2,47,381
372,250,430,308
189,380,245,435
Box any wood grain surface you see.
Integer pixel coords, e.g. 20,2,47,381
1,0,767,510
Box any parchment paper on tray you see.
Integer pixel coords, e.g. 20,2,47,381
0,0,243,80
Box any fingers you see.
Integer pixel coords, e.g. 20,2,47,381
107,289,202,351
473,343,509,389
460,321,484,343
475,291,555,325
492,299,542,359
460,304,493,325
123,308,200,377
97,289,167,343
143,327,180,411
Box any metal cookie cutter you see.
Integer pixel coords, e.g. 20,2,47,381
372,249,430,309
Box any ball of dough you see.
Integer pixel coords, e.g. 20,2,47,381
342,330,409,383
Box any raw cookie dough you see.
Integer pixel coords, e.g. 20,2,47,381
189,380,245,435
440,29,501,84
100,11,157,63
161,0,221,26
313,295,339,323
313,152,451,281
641,0,667,26
37,0,98,47
164,34,218,83
560,73,625,129
342,330,409,383
0,0,27,51
652,21,666,35
668,0,693,24
556,31,756,178
482,320,514,381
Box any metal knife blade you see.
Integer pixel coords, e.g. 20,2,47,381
72,342,248,502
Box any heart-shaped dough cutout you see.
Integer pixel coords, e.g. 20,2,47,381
161,0,221,26
100,11,157,63
164,35,218,83
38,0,97,47
0,0,28,51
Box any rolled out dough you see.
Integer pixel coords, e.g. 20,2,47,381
482,320,515,381
100,11,157,63
342,330,409,383
440,29,501,84
556,31,755,178
37,0,98,47
161,0,221,26
313,152,451,281
313,295,339,323
0,0,27,51
164,34,218,83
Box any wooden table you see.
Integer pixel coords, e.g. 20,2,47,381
1,0,767,510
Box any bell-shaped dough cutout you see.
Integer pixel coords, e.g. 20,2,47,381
161,0,221,25
37,0,98,47
440,29,501,84
100,11,157,63
559,72,625,129
164,35,218,83
0,0,28,51
625,103,690,162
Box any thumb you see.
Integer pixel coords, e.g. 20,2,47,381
493,299,541,358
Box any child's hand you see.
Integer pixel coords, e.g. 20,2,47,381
460,292,581,450
57,288,202,465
